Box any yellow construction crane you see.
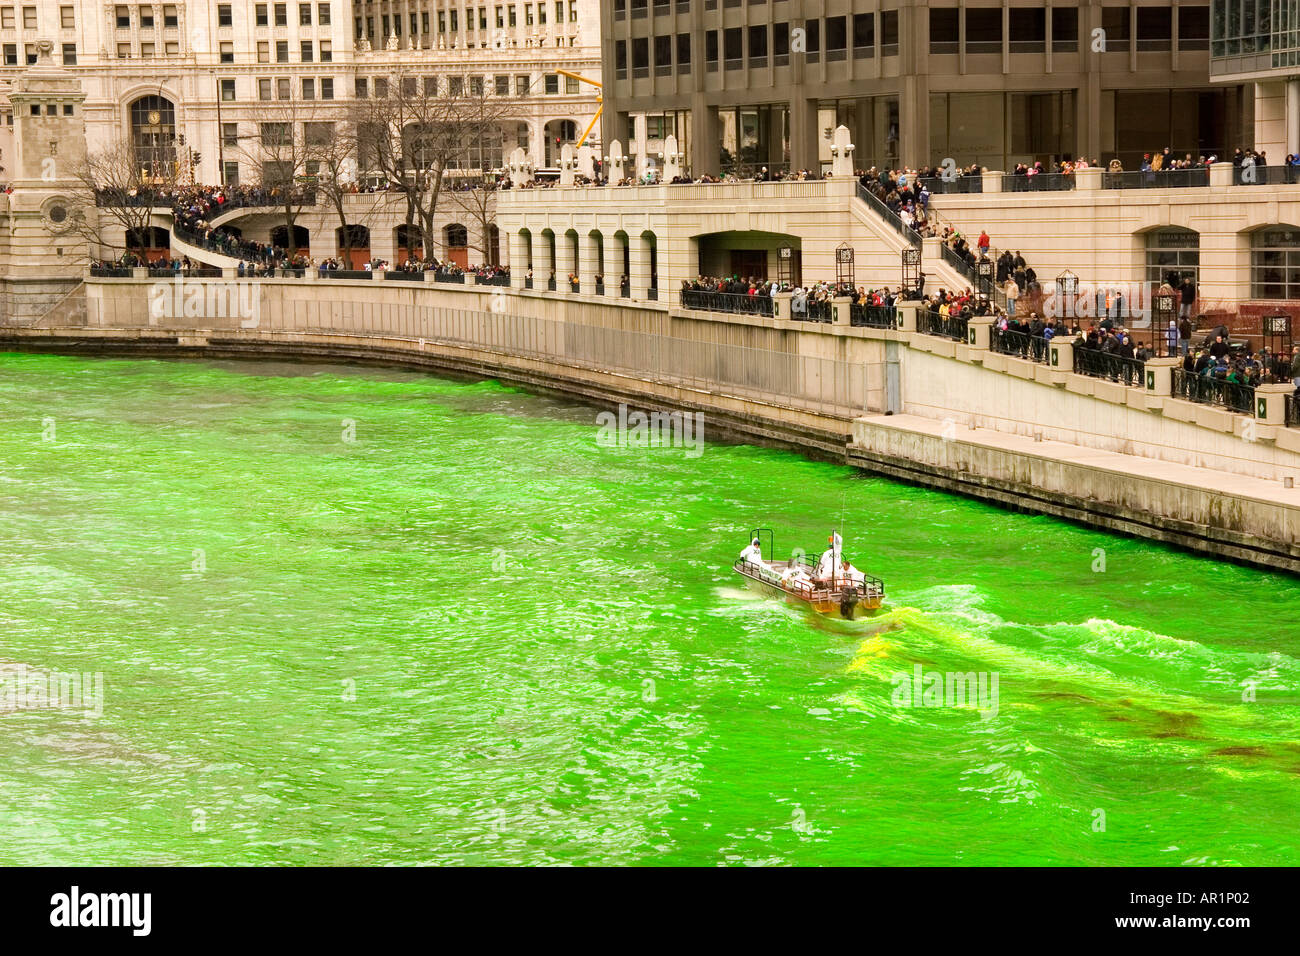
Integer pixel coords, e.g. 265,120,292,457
555,69,602,150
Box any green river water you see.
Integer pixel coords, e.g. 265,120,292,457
1,351,1297,866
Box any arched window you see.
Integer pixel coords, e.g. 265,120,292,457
129,95,176,178
1144,228,1199,286
1251,227,1300,299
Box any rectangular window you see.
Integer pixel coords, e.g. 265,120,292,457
2,45,14,67
1136,8,1172,51
565,74,579,92
222,122,239,146
423,76,437,96
301,40,313,61
165,40,178,54
276,40,288,61
220,41,233,62
525,5,532,25
321,76,334,99
706,29,718,69
59,5,74,28
676,32,690,70
449,75,464,95
302,77,315,99
723,26,741,67
224,161,240,186
1009,8,1045,52
21,4,34,28
355,76,368,98
274,3,287,26
321,40,331,61
221,78,235,100
299,3,311,25
277,77,291,99
516,73,530,94
826,15,847,59
1051,8,1078,52
509,6,516,26
495,5,503,27
854,12,875,55
218,4,232,27
256,3,268,26
544,72,559,93
257,40,269,62
470,75,484,96
805,19,820,55
1178,5,1209,50
163,4,177,27
773,21,789,63
61,42,76,64
495,74,509,95
318,2,330,25
116,42,130,59
881,10,898,53
139,4,153,26
1101,8,1130,51
965,8,1001,53
141,39,155,55
305,122,332,145
260,122,292,146
930,9,958,53
374,77,388,98
1,10,14,30
115,5,129,28
748,25,766,63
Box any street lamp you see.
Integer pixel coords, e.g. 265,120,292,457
976,258,994,305
1056,269,1078,320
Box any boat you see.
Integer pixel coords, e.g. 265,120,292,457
733,528,885,620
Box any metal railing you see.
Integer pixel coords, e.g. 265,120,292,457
90,266,133,277
1173,369,1255,414
850,304,897,328
990,327,1051,363
679,288,775,317
322,270,373,279
801,299,832,322
918,309,968,341
917,175,983,195
524,277,533,289
433,272,467,284
385,270,425,281
940,243,977,283
594,281,605,296
1234,165,1300,186
1102,168,1209,189
1073,347,1145,386
547,277,557,291
474,274,511,286
647,286,658,301
855,181,923,247
1001,173,1076,192
1288,394,1300,428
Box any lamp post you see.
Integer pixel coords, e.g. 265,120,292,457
1056,269,1078,322
976,258,994,308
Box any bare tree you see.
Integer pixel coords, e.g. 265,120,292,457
238,98,333,258
313,110,386,266
355,71,514,261
69,134,178,264
445,178,500,267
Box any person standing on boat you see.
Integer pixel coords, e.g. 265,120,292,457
739,538,764,566
816,533,842,583
840,558,866,587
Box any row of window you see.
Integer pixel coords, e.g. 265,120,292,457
255,39,334,62
111,5,180,29
24,102,75,116
254,76,337,100
353,73,578,98
357,1,576,40
4,41,76,65
929,7,1209,52
0,5,71,30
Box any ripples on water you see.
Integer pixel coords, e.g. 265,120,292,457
0,352,1297,866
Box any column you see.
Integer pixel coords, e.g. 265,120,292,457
509,230,526,288
788,96,818,174
628,234,651,300
556,231,576,290
579,231,600,293
689,96,718,177
1288,80,1300,157
542,231,557,285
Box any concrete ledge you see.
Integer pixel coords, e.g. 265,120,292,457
1163,398,1199,423
1064,375,1096,398
1031,364,1054,386
1278,427,1300,455
1092,380,1129,405
1195,405,1237,433
982,351,1007,374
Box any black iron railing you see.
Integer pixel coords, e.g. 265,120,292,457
474,274,511,286
322,270,373,279
385,270,425,280
1234,165,1300,186
850,304,897,328
940,242,977,282
800,299,832,322
595,281,605,295
524,277,533,289
547,277,557,291
1001,173,1076,192
1102,168,1209,189
1287,394,1300,428
918,309,968,341
90,266,133,277
1173,369,1255,414
855,181,923,247
991,328,1051,363
918,175,983,195
647,286,658,301
679,289,775,317
1073,347,1145,386
434,272,467,284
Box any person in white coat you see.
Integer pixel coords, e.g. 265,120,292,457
739,538,764,566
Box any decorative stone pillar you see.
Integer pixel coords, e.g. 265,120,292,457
579,231,599,293
556,231,576,290
829,125,855,178
981,171,1004,193
1210,161,1235,187
628,234,651,300
1074,166,1102,191
1255,383,1292,423
660,134,684,182
606,140,627,182
895,302,919,333
966,316,995,351
558,143,577,186
509,230,527,289
1143,356,1180,395
1049,336,1075,374
771,292,792,321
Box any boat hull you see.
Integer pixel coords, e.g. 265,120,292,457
735,565,884,620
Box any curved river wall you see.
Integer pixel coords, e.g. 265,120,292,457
3,275,1298,573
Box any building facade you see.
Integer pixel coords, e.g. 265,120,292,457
0,0,602,190
1209,0,1300,159
601,0,1253,177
